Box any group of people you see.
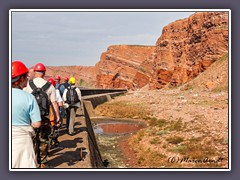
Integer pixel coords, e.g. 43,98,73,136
12,60,82,168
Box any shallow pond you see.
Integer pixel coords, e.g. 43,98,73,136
91,117,147,168
93,118,146,135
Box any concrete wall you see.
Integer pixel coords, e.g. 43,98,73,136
81,91,127,167
80,88,127,96
82,92,125,109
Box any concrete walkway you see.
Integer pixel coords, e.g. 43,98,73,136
46,108,92,168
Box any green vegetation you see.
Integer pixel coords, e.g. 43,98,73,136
95,92,227,168
95,100,151,120
166,136,184,144
169,145,186,153
149,118,167,127
150,137,161,144
155,130,169,136
165,118,184,131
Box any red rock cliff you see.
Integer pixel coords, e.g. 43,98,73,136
95,45,155,90
37,12,228,91
149,12,228,89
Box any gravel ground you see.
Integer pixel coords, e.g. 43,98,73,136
95,87,229,168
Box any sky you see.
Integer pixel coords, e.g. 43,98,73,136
11,10,195,68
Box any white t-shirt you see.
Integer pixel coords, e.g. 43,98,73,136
56,89,63,103
62,85,82,108
24,77,56,103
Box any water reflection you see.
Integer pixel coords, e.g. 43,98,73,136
93,119,146,136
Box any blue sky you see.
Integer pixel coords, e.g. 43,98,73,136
11,10,194,68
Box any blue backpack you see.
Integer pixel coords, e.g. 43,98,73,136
57,83,69,97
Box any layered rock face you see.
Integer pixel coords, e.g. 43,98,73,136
95,45,155,90
149,12,228,89
39,12,228,91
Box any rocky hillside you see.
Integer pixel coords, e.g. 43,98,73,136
44,66,96,87
94,52,229,168
95,45,155,90
38,12,228,91
180,53,228,91
149,12,228,89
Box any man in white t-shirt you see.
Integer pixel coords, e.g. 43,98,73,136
24,62,61,164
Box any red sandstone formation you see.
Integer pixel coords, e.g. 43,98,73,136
39,12,228,91
149,12,228,89
95,45,155,90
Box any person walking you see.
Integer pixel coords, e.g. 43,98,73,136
24,63,61,164
59,77,70,95
58,77,70,119
54,75,61,89
12,60,41,168
62,77,82,135
48,78,63,108
47,77,63,146
24,63,61,123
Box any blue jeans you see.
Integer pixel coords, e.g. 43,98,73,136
60,107,65,119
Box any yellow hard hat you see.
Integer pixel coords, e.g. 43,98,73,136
69,77,76,84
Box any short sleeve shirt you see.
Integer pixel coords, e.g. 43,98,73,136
24,77,56,102
62,85,82,107
56,89,63,103
12,88,41,125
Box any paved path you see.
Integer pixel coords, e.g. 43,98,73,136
46,109,92,168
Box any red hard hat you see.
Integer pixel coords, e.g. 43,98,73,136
55,75,61,80
48,78,56,87
12,60,29,78
64,77,69,81
33,63,46,72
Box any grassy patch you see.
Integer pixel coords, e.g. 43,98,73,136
156,130,169,136
166,136,184,144
169,145,187,153
179,137,217,159
150,137,161,144
136,129,145,142
164,118,185,131
137,150,168,167
149,118,167,127
95,100,151,119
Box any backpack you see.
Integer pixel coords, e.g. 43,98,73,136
58,83,68,97
66,86,80,105
29,80,51,116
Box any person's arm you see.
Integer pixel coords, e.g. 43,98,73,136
56,89,63,107
29,94,42,128
52,101,60,121
49,86,61,125
58,101,63,107
77,88,82,102
62,89,67,102
31,121,41,128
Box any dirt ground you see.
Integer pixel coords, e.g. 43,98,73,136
38,86,228,169
42,113,92,169
95,87,229,168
